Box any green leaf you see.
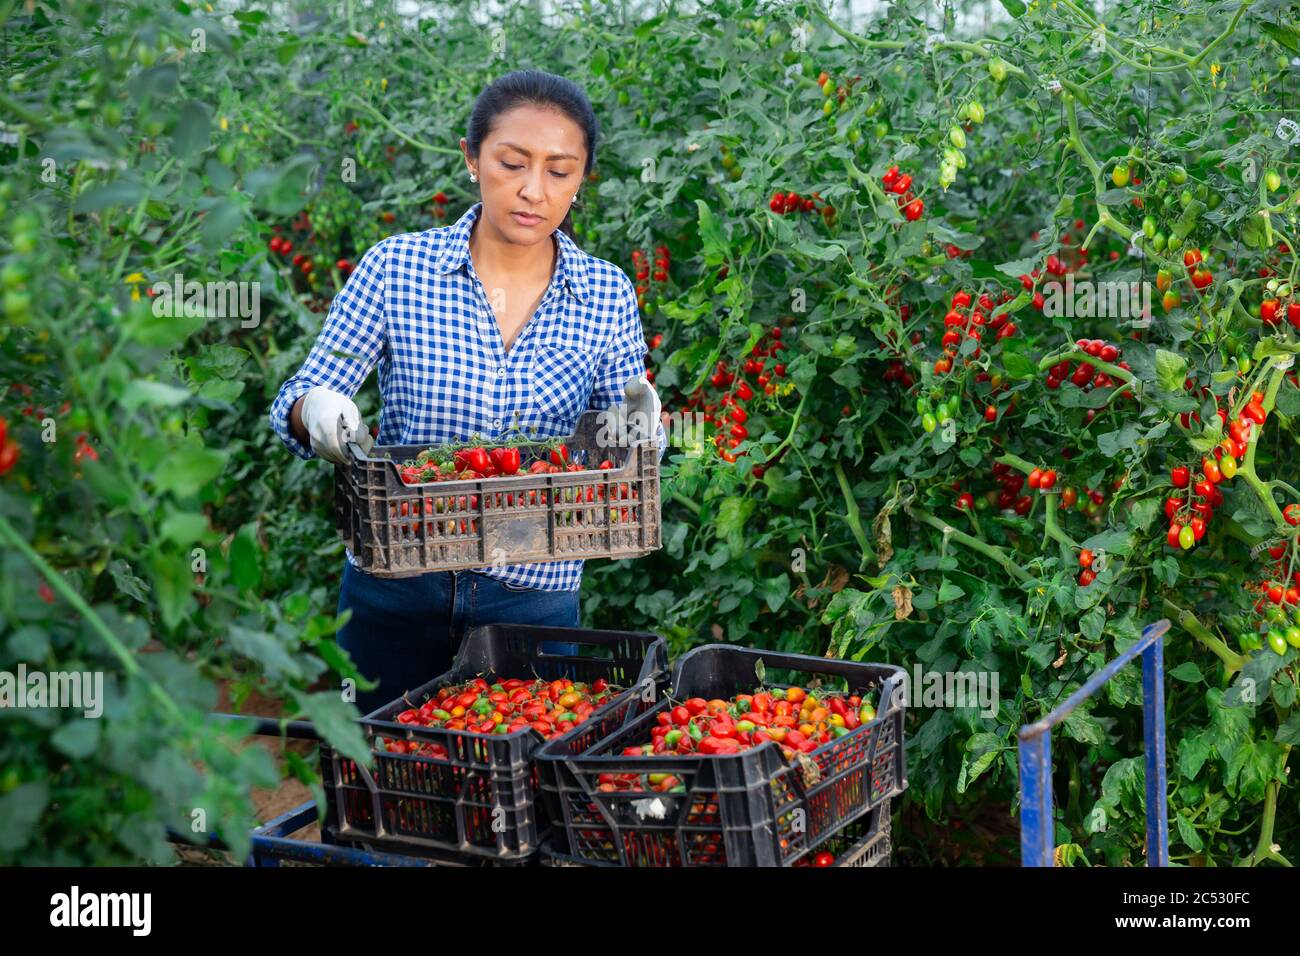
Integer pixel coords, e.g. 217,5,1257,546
108,558,151,603
1178,728,1214,780
1154,349,1188,393
1276,712,1300,745
149,551,195,631
1002,351,1038,380
172,100,211,159
229,522,262,593
248,154,319,216
292,690,369,765
124,299,207,349
73,178,145,213
714,496,755,557
1168,661,1204,683
1176,813,1204,852
277,35,302,64
159,512,210,546
1062,710,1106,745
1259,22,1300,55
120,380,191,410
757,574,790,613
1097,423,1141,457
228,625,302,681
999,0,1027,17
199,200,244,250
694,199,727,265
152,447,229,498
0,783,49,853
51,719,100,759
938,579,965,603
957,732,1002,793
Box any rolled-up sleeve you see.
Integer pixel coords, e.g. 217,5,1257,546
588,275,668,460
268,240,388,459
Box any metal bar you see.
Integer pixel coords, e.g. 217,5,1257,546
1142,634,1169,866
210,713,321,740
248,833,444,867
1018,619,1171,867
1018,731,1053,867
1018,619,1171,738
255,802,319,839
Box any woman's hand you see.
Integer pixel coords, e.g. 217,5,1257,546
296,386,363,464
622,374,662,445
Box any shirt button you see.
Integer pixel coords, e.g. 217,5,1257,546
497,366,505,376
493,419,503,429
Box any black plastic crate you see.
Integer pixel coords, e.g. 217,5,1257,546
539,798,893,868
334,410,661,577
536,645,907,867
322,624,668,861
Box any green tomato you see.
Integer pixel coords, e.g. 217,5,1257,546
1206,191,1222,210
1142,216,1156,239
946,394,962,417
1239,632,1263,652
921,413,937,433
823,99,834,116
1169,165,1188,185
988,57,1009,82
1178,524,1196,549
1287,626,1300,649
967,101,985,124
1267,629,1288,656
935,407,950,425
1265,170,1282,192
949,125,967,150
1111,164,1130,188
1152,232,1166,252
916,397,931,415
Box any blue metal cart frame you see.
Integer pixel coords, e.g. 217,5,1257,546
1017,617,1170,867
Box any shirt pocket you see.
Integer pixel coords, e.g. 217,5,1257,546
530,344,601,425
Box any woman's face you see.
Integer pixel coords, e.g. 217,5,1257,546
463,104,587,247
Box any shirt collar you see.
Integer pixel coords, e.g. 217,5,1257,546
432,201,591,303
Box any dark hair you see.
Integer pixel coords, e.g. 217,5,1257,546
465,70,598,242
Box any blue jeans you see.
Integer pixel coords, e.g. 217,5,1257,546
337,563,580,715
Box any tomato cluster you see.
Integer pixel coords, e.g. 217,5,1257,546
631,245,670,310
0,415,18,477
597,686,880,794
932,287,1016,376
1259,281,1300,331
1163,390,1268,552
389,443,639,533
380,676,618,756
678,321,788,467
881,165,924,221
768,188,835,226
399,442,607,484
1242,530,1300,654
1043,338,1133,404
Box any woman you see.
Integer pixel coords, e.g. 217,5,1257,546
269,71,666,714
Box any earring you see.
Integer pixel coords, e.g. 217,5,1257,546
469,171,478,183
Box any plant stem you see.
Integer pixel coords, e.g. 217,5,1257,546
1162,598,1246,673
835,460,874,570
908,506,1033,584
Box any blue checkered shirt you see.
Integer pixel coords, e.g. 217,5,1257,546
269,201,666,591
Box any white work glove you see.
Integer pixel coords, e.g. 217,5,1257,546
621,375,663,446
300,386,362,465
